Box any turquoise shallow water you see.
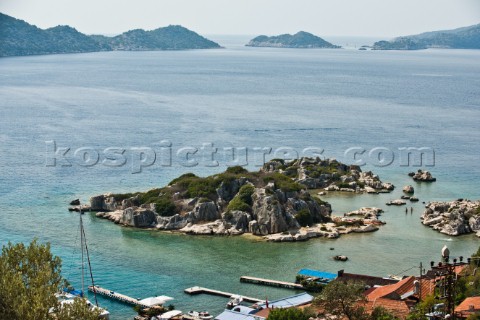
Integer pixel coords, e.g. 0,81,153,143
0,41,479,319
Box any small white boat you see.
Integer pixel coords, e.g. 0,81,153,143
226,295,243,310
52,293,110,319
187,311,213,319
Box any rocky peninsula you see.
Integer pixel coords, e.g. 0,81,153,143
421,199,480,237
246,31,340,48
75,157,394,242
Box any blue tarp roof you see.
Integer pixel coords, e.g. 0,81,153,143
298,269,337,282
215,309,265,320
63,288,83,297
258,292,313,309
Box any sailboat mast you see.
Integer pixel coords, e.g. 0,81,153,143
80,209,85,297
82,225,99,307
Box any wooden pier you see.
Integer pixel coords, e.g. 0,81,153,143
88,285,147,307
184,286,262,303
240,276,305,290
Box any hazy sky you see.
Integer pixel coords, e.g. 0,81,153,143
1,0,479,37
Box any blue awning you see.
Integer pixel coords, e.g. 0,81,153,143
298,269,337,282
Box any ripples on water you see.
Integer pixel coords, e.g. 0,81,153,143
0,43,479,319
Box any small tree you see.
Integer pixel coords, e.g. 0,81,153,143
0,239,101,320
371,306,399,320
406,294,437,320
0,240,62,319
314,280,368,320
267,307,315,320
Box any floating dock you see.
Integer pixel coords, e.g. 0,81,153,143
184,286,262,303
240,276,305,290
88,285,147,307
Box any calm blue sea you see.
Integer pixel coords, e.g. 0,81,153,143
0,38,479,319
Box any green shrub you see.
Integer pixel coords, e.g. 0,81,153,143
237,184,254,204
226,166,248,174
226,184,255,213
223,211,233,220
283,167,298,178
314,196,328,206
295,208,313,227
168,173,197,186
152,197,177,217
111,192,139,202
336,182,351,189
226,197,251,212
262,173,304,192
138,188,162,203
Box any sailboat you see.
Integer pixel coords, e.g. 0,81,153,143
60,203,110,319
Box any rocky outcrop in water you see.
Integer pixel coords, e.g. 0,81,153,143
421,200,480,236
411,170,436,182
78,157,392,241
264,206,384,242
403,185,414,194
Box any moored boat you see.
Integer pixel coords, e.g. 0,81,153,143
226,294,243,309
187,310,213,319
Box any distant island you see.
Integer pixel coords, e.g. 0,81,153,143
246,31,340,48
70,157,395,242
373,23,480,50
0,13,221,57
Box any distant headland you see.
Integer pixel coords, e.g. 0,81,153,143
0,12,221,57
246,31,340,48
373,23,480,50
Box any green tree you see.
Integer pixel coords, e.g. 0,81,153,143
371,306,398,320
314,280,368,320
406,294,437,320
467,313,480,320
267,307,315,320
0,239,100,320
0,240,62,319
54,298,102,320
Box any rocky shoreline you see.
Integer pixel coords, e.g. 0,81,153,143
421,199,480,237
71,157,393,242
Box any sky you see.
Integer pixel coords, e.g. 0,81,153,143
1,0,479,38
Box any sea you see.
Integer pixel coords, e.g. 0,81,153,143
0,35,479,319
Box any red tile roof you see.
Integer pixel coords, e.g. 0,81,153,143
367,276,416,301
455,296,480,318
417,278,435,300
360,298,411,319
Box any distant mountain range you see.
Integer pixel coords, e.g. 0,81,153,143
373,24,480,50
0,13,221,57
246,31,340,48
